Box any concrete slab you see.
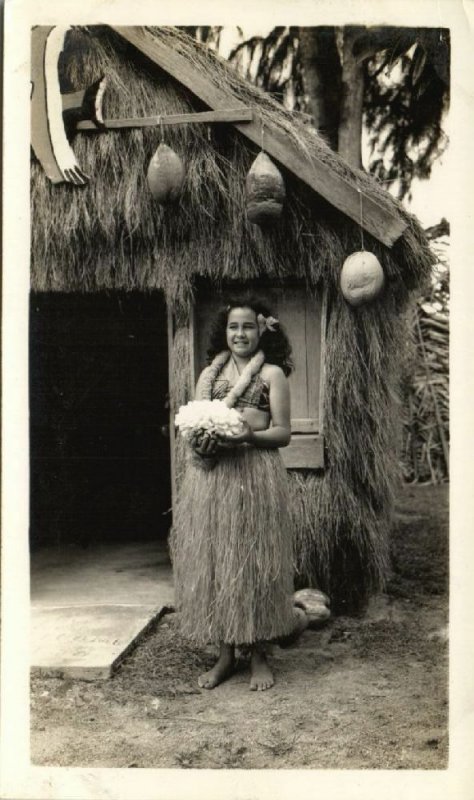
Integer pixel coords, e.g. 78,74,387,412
31,541,174,680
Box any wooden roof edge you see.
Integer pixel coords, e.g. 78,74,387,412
111,25,408,249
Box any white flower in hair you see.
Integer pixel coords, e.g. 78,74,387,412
257,313,279,335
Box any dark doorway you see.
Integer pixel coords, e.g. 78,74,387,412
29,292,171,548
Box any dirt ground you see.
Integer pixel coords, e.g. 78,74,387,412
31,483,448,770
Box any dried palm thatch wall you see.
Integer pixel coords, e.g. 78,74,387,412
401,234,449,484
31,26,435,611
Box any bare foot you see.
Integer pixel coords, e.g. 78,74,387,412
198,649,235,689
250,649,274,691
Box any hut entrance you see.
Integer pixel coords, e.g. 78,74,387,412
29,291,171,549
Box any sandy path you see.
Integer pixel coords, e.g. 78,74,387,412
31,484,448,769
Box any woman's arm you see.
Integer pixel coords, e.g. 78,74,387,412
250,366,291,448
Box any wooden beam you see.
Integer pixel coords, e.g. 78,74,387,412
62,88,86,111
318,286,328,435
75,107,253,131
111,26,407,248
291,418,319,434
167,305,177,514
188,304,197,395
280,434,325,469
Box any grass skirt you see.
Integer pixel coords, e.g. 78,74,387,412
170,444,295,646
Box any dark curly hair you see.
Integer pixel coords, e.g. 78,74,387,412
206,295,294,376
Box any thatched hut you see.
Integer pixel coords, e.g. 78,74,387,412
30,25,434,612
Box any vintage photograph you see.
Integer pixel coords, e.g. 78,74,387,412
2,12,456,788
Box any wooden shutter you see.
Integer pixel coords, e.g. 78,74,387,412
192,283,326,469
277,288,326,469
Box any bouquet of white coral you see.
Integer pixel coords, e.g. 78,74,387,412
174,399,244,441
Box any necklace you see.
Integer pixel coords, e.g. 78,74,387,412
198,350,265,408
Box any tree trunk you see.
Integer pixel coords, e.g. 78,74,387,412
338,28,364,168
298,27,341,151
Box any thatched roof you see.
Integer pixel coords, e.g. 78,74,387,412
31,26,434,305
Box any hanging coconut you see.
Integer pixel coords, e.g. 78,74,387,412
146,143,185,204
340,250,385,306
245,151,285,226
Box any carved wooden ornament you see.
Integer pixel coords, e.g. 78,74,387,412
31,26,89,185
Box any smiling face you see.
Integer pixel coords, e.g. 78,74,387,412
226,307,260,360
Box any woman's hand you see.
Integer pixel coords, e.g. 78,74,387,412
218,420,255,447
189,429,219,457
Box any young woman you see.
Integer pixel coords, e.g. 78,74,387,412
170,296,296,691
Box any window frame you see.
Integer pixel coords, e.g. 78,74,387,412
188,280,327,470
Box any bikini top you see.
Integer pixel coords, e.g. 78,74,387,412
212,373,270,412
210,357,270,412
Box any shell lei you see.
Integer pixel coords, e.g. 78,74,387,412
198,349,265,408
